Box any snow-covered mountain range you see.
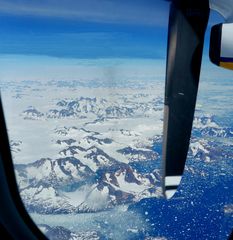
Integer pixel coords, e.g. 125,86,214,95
21,96,162,120
1,77,232,217
39,224,106,240
13,95,232,214
1,66,233,239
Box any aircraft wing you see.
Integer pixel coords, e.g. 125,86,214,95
162,0,210,199
209,0,233,22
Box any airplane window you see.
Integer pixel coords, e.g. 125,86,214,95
0,1,232,239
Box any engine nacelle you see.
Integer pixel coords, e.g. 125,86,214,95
209,23,233,70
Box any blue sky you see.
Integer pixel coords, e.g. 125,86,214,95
0,0,224,59
0,0,170,59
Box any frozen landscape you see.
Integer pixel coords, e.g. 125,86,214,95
1,58,233,239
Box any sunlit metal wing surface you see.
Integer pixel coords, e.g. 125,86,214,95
162,0,209,199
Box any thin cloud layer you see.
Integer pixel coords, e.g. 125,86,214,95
0,0,170,26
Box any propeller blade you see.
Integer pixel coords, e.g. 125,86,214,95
162,0,210,199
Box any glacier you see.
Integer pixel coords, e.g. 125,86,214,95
1,58,233,240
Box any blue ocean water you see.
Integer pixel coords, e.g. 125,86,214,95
129,160,233,239
126,74,233,239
